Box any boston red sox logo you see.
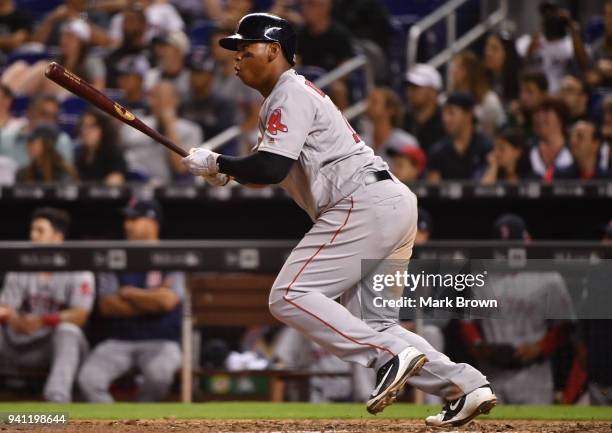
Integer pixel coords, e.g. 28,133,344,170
266,109,288,135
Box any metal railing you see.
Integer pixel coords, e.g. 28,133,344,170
201,54,373,151
407,0,508,84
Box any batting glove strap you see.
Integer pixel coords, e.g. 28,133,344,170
203,173,230,187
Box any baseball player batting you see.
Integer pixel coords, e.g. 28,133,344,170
182,13,496,426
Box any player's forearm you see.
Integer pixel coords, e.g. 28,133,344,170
31,16,55,44
0,304,16,323
0,31,29,51
120,287,180,313
99,295,140,317
569,28,589,70
218,151,293,184
57,308,90,327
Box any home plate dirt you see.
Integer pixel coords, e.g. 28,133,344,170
3,420,610,433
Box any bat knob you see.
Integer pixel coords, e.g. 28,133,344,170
45,62,60,78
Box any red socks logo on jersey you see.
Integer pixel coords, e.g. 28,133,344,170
266,109,288,135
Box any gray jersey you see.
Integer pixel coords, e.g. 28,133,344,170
0,272,95,344
254,69,388,221
476,271,574,345
0,272,95,313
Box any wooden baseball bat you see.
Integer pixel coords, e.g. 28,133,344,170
44,61,189,157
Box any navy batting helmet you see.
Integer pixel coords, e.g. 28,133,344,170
219,13,297,66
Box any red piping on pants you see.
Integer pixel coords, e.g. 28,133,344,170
283,196,396,358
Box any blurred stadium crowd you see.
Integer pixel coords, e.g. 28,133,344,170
0,0,610,185
0,0,611,408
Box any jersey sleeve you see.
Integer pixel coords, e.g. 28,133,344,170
97,272,120,298
68,272,95,311
543,272,576,322
256,86,317,160
165,272,185,300
0,273,25,309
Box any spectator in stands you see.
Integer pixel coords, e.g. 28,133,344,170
109,0,184,44
0,0,32,59
181,53,237,144
145,31,191,101
386,145,426,183
427,92,492,182
210,27,261,151
588,0,612,87
119,81,201,183
531,97,575,181
480,128,533,184
297,0,353,109
31,0,113,47
332,0,393,53
483,31,522,103
0,84,17,183
460,214,574,404
602,95,612,143
297,0,353,71
557,75,589,126
3,18,106,96
0,83,19,129
16,124,78,183
0,94,74,168
116,55,150,117
563,120,610,180
105,5,150,89
516,1,588,94
509,71,549,144
402,64,445,154
203,0,254,28
78,198,183,402
450,50,506,138
364,87,419,163
269,0,303,27
75,110,127,185
0,207,94,402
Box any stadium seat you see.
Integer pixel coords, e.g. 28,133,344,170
585,16,605,44
59,96,88,138
190,20,217,48
295,66,326,83
6,50,50,66
383,0,446,17
11,95,30,118
15,0,62,23
253,0,274,12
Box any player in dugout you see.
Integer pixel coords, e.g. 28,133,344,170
0,207,95,402
78,198,183,402
182,13,496,426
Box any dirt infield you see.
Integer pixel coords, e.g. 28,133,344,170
4,419,610,433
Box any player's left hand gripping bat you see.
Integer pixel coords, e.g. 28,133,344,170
44,61,188,157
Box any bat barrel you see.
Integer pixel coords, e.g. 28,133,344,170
44,62,188,157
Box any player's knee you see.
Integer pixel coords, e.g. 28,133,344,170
77,362,104,397
268,287,289,321
141,361,177,387
141,344,181,385
53,322,84,342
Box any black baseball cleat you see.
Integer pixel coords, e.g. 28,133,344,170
425,384,497,427
366,347,428,415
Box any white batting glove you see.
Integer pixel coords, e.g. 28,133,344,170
202,173,230,186
183,147,220,176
